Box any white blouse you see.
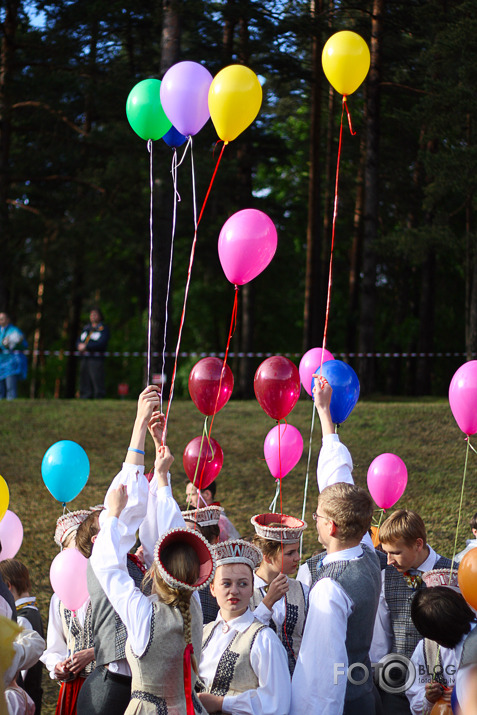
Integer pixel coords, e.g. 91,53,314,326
199,608,291,715
40,593,90,679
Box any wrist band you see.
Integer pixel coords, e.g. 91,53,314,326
128,447,145,455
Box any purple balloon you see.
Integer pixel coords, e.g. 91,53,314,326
299,347,335,396
449,360,477,435
160,61,213,137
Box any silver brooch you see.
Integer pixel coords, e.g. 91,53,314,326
222,622,230,634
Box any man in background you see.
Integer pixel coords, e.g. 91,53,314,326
77,307,110,399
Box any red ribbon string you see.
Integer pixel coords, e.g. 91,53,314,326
183,643,194,715
163,142,227,444
320,96,354,375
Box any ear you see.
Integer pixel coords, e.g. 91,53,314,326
91,534,98,544
329,521,337,537
210,579,216,598
415,537,424,551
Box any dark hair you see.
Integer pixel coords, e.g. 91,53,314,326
205,481,217,499
76,511,100,558
182,519,220,545
0,559,32,594
411,587,476,648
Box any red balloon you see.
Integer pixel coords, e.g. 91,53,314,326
188,357,234,416
254,356,301,421
183,436,224,490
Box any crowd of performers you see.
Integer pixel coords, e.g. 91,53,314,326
1,382,476,715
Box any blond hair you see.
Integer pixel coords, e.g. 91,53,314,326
318,483,373,542
379,509,426,546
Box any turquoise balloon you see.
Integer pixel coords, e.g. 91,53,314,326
41,440,90,504
126,79,172,141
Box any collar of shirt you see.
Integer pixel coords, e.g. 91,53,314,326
323,544,363,566
215,608,255,633
15,596,37,608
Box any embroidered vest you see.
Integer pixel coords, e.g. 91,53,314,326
306,550,327,585
59,601,95,676
423,639,447,686
127,596,204,714
384,555,452,658
313,546,381,703
87,555,144,666
202,620,266,697
249,578,307,675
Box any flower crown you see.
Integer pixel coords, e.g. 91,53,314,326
153,527,216,592
212,539,263,570
54,510,91,547
181,505,224,528
250,513,307,543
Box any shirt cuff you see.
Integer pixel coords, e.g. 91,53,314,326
322,433,340,445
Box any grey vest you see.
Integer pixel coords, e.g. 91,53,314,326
313,546,381,703
87,555,144,666
384,554,452,658
460,625,477,669
249,578,307,675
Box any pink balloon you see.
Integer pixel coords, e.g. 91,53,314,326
50,548,89,611
449,361,477,435
218,209,277,286
299,347,335,396
367,453,408,509
0,510,23,560
264,424,303,479
160,61,213,136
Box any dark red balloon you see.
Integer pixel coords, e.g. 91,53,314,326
183,436,224,490
254,356,301,421
188,357,234,416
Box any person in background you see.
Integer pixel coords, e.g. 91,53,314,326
0,560,44,715
185,480,240,541
0,312,27,401
77,307,109,399
456,512,477,563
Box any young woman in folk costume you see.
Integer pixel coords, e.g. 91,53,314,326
197,539,291,715
40,511,95,715
91,476,216,715
249,514,309,675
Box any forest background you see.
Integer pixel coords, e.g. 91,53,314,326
1,0,476,401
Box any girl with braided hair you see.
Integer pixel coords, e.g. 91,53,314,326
91,474,216,715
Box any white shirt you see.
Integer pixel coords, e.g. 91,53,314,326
370,545,439,663
138,475,185,568
405,625,475,714
40,592,90,679
199,608,291,715
290,545,362,715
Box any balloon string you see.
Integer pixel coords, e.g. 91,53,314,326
204,287,239,450
320,96,354,373
300,404,316,559
162,141,227,444
147,139,154,386
448,437,471,582
343,96,356,136
269,481,280,512
159,148,180,413
187,417,209,510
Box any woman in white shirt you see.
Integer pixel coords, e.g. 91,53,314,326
197,539,291,715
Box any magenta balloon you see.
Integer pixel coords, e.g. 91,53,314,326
160,61,213,136
299,347,335,396
218,209,278,286
367,453,408,509
264,424,303,479
449,361,477,435
0,510,23,560
50,548,89,611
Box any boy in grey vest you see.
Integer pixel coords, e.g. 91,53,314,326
291,481,381,715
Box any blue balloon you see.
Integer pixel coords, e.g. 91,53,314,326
163,125,187,148
41,440,90,504
311,360,360,424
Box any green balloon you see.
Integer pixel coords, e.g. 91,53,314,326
126,79,172,141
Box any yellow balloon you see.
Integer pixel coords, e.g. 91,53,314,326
208,65,262,143
322,31,370,96
0,477,9,523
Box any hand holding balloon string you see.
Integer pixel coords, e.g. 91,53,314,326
127,385,161,464
312,376,335,437
154,445,175,489
262,572,289,611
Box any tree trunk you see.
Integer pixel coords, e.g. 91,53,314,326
358,0,383,394
347,128,365,354
303,0,324,351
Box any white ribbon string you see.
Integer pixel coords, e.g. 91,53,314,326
146,139,154,386
269,481,281,513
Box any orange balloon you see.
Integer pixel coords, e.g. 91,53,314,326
458,548,477,610
370,526,380,547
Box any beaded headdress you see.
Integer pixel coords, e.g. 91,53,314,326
212,539,262,570
181,505,224,528
250,513,307,543
153,527,216,592
422,568,459,589
54,510,91,547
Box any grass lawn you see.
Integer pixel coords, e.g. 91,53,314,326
1,395,476,713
